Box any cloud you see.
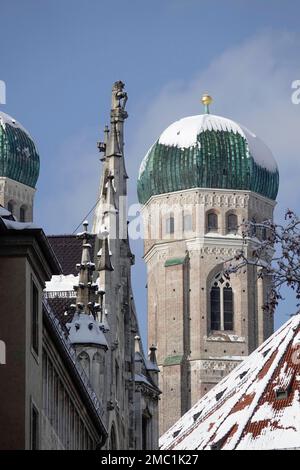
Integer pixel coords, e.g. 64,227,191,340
125,30,300,332
36,126,100,234
128,30,300,212
35,30,300,337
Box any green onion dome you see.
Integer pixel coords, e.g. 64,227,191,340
0,111,40,188
137,113,279,204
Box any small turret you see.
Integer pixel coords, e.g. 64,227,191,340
147,345,160,386
67,221,108,349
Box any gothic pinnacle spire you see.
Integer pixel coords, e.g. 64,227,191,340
66,221,108,349
98,236,114,272
74,221,98,316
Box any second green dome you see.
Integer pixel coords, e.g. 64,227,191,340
0,111,40,188
137,114,279,204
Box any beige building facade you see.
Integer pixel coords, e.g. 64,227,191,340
143,188,275,433
138,103,279,435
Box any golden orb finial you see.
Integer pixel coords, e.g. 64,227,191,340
201,93,213,114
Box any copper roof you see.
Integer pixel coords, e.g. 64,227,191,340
160,314,300,450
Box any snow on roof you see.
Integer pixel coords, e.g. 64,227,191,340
158,114,277,173
45,274,78,292
160,313,300,451
2,218,36,230
0,206,12,218
67,313,108,348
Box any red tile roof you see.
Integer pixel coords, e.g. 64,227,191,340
160,314,300,450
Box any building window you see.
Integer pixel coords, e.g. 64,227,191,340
30,403,39,450
183,213,192,232
251,218,257,237
207,212,218,232
210,285,221,330
166,215,175,235
227,213,238,233
92,352,105,400
20,206,26,222
31,281,39,355
7,200,14,215
223,286,234,330
77,351,90,379
210,274,234,331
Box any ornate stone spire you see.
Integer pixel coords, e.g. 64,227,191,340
66,221,108,349
74,221,98,316
92,80,129,235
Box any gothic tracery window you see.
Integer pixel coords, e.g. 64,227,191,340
166,215,175,235
227,213,238,233
210,274,234,331
207,211,218,232
183,212,192,232
77,351,90,378
251,217,257,237
7,200,14,215
20,205,27,222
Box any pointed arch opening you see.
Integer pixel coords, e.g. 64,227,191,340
166,214,175,235
210,273,234,332
7,200,15,216
206,210,218,233
226,212,238,234
77,351,90,378
20,205,27,222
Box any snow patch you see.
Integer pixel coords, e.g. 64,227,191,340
45,274,79,292
156,114,277,172
67,313,108,348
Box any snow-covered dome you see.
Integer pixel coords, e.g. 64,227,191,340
137,113,279,204
0,111,40,188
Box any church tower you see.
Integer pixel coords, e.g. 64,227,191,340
0,112,40,221
137,95,279,435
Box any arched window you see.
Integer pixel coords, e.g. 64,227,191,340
20,206,27,222
77,351,90,378
210,274,234,331
92,352,105,400
166,215,175,235
183,212,192,232
227,213,238,233
210,284,221,330
7,200,14,216
207,212,218,232
251,218,257,237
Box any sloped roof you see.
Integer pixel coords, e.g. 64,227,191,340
47,234,96,275
160,314,300,450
